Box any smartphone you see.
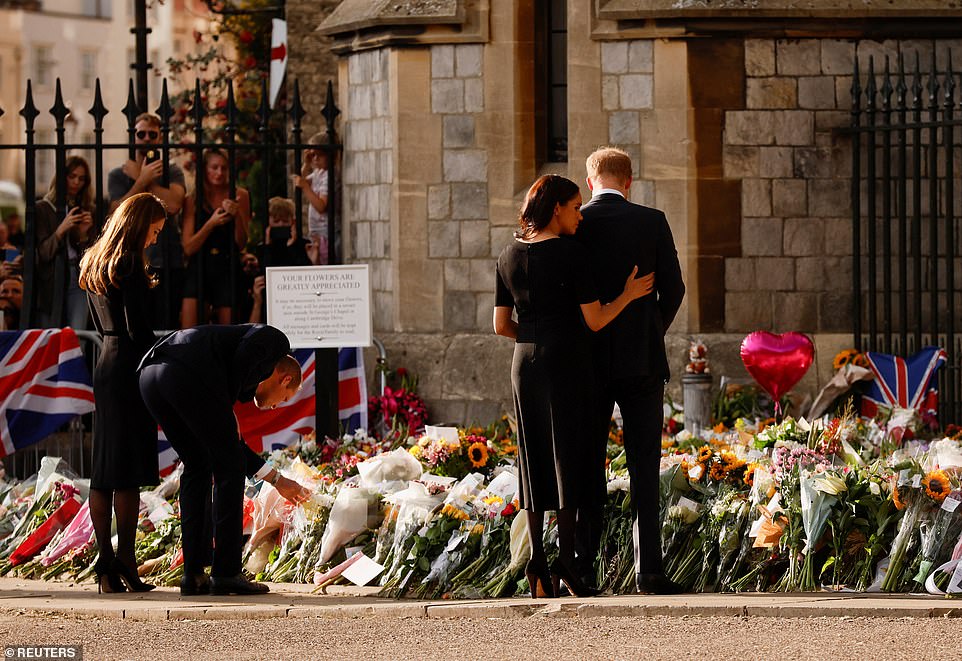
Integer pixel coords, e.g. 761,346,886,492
1,248,20,262
269,227,292,244
144,149,161,164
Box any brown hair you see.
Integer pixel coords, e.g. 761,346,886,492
78,193,167,295
44,155,94,212
516,175,580,240
586,147,633,184
134,112,162,128
275,354,303,389
268,197,295,220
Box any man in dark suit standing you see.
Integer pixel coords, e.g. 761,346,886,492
139,323,309,595
575,147,685,594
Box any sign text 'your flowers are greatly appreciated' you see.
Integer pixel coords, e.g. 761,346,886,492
266,265,372,349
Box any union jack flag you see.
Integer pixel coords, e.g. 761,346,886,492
157,348,368,474
0,329,95,459
860,347,947,418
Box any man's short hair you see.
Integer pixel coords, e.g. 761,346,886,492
134,112,162,128
586,147,633,184
268,197,295,220
276,355,303,389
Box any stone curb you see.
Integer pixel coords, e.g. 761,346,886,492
1,579,959,622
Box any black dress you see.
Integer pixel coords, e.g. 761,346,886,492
183,200,235,307
495,238,597,511
88,257,160,489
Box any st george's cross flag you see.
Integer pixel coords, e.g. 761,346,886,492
860,347,947,419
268,18,287,109
158,348,368,475
0,329,95,458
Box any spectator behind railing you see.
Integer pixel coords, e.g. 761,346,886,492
245,197,316,324
291,133,334,265
0,274,23,331
107,112,187,331
181,148,251,328
35,155,96,329
0,221,21,285
3,212,25,250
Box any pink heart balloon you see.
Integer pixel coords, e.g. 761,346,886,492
740,331,814,408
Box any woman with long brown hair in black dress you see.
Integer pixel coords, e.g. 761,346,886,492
493,175,653,598
78,192,167,593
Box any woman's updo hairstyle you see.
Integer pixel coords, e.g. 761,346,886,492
516,174,580,240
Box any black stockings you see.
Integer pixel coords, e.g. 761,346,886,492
88,487,141,571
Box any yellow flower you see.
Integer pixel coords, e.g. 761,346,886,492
468,441,489,468
709,462,727,481
892,482,905,511
482,495,504,507
408,445,422,459
744,462,758,488
923,470,951,503
441,504,470,520
713,422,727,433
470,523,485,536
697,446,712,463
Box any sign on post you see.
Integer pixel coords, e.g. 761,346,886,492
265,265,372,349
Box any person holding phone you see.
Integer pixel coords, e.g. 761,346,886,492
35,155,97,329
246,197,312,324
107,112,187,330
180,149,251,327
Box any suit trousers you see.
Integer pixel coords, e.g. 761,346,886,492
139,360,246,577
579,374,665,580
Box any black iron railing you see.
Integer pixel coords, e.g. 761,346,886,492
0,76,341,330
851,51,962,423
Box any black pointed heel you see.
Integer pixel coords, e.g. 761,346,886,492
94,557,125,594
111,558,155,592
550,559,600,598
525,559,556,599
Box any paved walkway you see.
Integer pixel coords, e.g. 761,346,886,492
0,577,959,621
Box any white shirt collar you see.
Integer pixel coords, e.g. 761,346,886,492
592,187,626,199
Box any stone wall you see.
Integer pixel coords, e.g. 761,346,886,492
342,49,394,330
722,38,962,335
314,1,962,424
285,0,341,135
427,44,492,332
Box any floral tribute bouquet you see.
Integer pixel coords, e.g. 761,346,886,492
368,367,429,438
409,428,497,480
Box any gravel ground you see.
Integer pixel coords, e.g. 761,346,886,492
0,612,959,661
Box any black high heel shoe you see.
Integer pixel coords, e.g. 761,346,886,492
94,557,125,594
550,559,600,598
525,559,556,599
111,558,155,592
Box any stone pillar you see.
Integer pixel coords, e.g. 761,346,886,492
392,47,443,332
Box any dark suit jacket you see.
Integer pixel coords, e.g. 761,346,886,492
139,323,291,474
575,193,685,381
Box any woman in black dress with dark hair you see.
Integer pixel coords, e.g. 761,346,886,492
180,149,251,327
494,175,653,598
78,192,167,593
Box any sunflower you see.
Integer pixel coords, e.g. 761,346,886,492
892,482,905,511
833,348,859,370
697,445,712,463
923,470,952,503
468,441,489,468
713,422,727,433
744,462,758,487
709,462,728,481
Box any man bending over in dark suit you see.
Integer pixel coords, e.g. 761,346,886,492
138,323,309,596
575,147,686,594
